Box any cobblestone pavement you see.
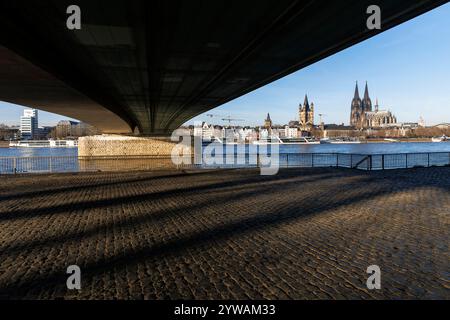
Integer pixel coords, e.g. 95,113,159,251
0,167,448,300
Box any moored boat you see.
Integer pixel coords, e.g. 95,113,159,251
431,135,448,142
320,138,361,144
9,140,78,148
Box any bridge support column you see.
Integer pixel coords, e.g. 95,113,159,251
78,135,178,157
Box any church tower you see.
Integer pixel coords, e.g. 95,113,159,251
264,113,272,129
361,82,372,112
360,82,373,128
299,94,314,132
350,82,362,128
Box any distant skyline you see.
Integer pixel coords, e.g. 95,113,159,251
0,103,79,127
0,3,449,128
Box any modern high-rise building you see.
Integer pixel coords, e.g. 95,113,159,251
20,108,38,140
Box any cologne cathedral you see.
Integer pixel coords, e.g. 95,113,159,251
350,82,397,129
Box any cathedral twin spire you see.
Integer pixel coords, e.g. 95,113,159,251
362,82,372,112
351,81,398,129
353,82,361,100
363,82,370,101
352,81,372,112
353,81,370,99
351,81,377,128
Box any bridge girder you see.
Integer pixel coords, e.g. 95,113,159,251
0,0,446,134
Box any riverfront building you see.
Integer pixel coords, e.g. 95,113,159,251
285,126,299,138
20,108,38,140
54,120,99,139
55,120,79,138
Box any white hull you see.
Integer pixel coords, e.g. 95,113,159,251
252,141,320,145
432,139,448,143
320,138,361,144
431,135,449,143
253,142,320,146
320,141,361,144
9,140,78,148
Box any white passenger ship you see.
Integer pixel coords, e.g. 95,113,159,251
253,136,319,145
9,140,78,148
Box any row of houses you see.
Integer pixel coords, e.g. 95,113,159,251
192,120,450,141
194,122,303,142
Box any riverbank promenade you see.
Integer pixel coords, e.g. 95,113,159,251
0,167,448,299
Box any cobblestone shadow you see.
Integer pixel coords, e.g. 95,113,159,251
0,168,448,299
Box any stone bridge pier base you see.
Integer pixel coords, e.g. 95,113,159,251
78,135,178,157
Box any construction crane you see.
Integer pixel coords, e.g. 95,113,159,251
221,116,244,127
318,113,326,124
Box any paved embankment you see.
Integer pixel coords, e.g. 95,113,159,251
0,167,448,299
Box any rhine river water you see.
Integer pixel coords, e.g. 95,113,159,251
0,142,450,173
1,142,450,157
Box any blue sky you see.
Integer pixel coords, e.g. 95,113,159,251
1,3,449,127
188,2,450,127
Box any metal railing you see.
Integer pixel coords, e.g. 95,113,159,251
357,152,450,170
0,152,449,174
0,156,79,174
287,152,449,170
0,156,195,174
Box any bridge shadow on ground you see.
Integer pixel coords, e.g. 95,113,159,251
0,167,448,299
